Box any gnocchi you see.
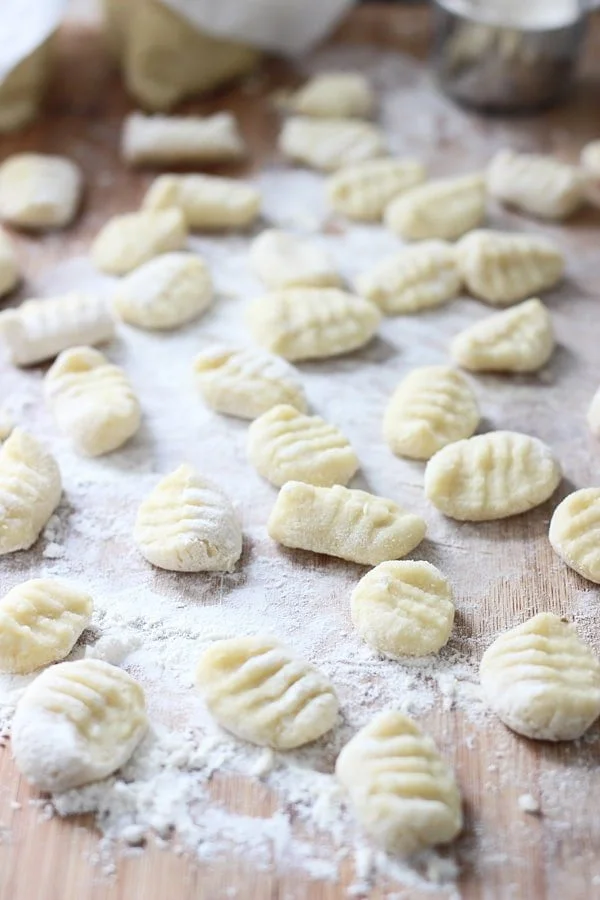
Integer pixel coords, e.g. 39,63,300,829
247,404,359,487
326,158,426,222
424,431,561,521
384,173,486,241
0,579,93,674
487,149,585,220
142,174,260,230
279,116,387,172
91,209,187,276
268,481,426,566
196,635,338,749
286,72,374,119
383,366,480,461
0,153,82,230
549,488,600,585
249,230,341,290
122,112,246,167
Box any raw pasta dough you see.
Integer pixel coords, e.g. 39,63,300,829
196,635,338,749
0,429,61,555
351,560,454,658
456,230,564,306
336,711,462,854
0,153,82,230
113,253,213,330
326,158,426,221
44,347,141,457
247,404,359,487
549,488,600,584
357,241,461,315
480,613,600,741
451,298,554,372
384,174,486,241
246,288,381,361
0,578,93,674
11,659,148,792
424,431,561,521
134,464,242,572
279,117,387,172
122,112,246,167
0,293,115,367
249,230,340,290
383,366,480,460
487,149,585,220
286,72,374,119
91,209,187,276
193,345,307,420
0,229,19,297
268,481,426,566
143,174,260,230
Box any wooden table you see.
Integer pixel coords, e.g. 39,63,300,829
2,5,600,899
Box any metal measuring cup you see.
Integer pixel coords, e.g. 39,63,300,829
431,0,588,112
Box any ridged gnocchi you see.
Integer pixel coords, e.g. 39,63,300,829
0,579,93,674
451,298,555,373
122,111,246,167
268,481,426,566
383,366,480,461
549,488,600,585
357,241,461,315
279,116,387,172
487,149,585,220
0,153,82,230
424,431,561,521
142,174,260,230
247,404,359,487
0,228,19,297
113,252,213,330
91,208,187,276
196,635,338,749
44,347,141,457
193,345,307,420
249,229,340,290
246,288,380,361
11,659,148,792
351,561,454,658
456,229,564,306
480,613,600,741
336,711,462,854
286,72,374,119
0,429,62,555
384,173,486,241
134,464,242,572
326,158,426,222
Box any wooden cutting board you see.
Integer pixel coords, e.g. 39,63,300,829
2,6,600,899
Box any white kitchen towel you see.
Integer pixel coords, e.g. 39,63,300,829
0,0,67,80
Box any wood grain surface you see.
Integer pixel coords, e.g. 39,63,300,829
2,5,600,899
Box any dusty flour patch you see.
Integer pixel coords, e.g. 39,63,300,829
1,45,600,896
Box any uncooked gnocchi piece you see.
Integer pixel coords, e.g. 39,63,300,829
122,111,246,167
588,386,600,438
279,117,387,172
249,230,340,290
384,174,486,241
11,659,148,792
326,158,426,221
247,404,359,487
246,288,380,361
480,613,600,741
0,153,82,230
351,560,454,658
287,72,374,119
268,481,426,566
549,488,600,585
0,293,115,367
383,366,479,461
113,252,213,330
0,429,62,555
193,345,307,420
0,579,93,674
424,430,561,521
335,711,462,854
456,230,564,306
134,464,242,572
356,241,462,315
142,174,260,230
451,298,554,373
196,635,338,749
44,347,141,457
91,209,187,276
487,149,585,220
0,228,19,297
